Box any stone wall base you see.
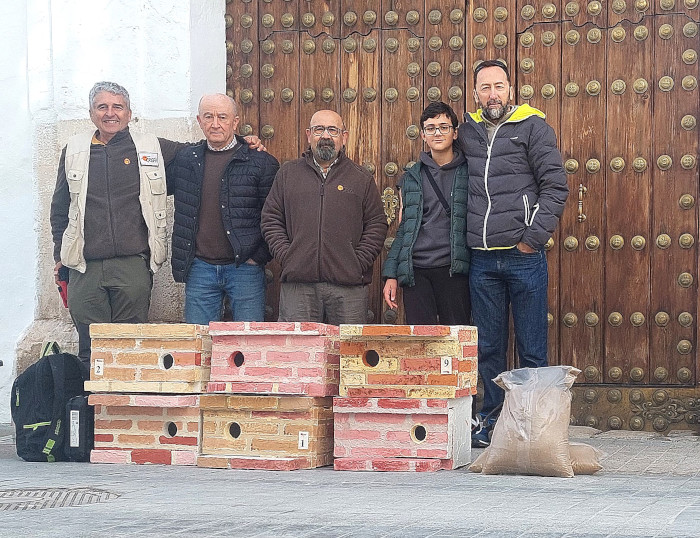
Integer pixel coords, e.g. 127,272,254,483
14,319,78,376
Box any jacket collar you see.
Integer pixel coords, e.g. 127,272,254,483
466,104,546,125
405,152,467,181
194,134,248,160
94,127,130,145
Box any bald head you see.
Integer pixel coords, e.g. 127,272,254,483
306,109,348,165
197,93,240,149
198,93,237,116
309,110,345,130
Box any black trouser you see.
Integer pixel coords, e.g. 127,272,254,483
402,266,471,325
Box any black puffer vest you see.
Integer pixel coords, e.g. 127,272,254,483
167,137,279,282
382,160,470,287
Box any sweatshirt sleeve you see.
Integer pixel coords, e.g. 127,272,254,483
49,146,69,263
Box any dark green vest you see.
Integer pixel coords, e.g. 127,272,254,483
382,161,470,287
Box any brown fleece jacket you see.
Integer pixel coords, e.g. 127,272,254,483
262,149,387,286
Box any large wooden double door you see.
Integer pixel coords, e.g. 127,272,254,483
225,0,700,432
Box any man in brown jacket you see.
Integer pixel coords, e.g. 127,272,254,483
261,110,387,324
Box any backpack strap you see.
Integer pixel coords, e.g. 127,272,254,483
422,167,451,218
40,341,61,358
43,355,69,462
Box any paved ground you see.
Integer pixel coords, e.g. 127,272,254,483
2,424,700,537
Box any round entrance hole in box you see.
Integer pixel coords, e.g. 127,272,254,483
229,351,245,368
411,424,427,443
228,422,242,439
362,349,380,367
160,353,175,370
165,421,178,437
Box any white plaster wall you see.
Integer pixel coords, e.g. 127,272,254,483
0,0,225,424
0,3,36,424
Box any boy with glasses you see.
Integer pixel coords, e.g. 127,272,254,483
262,109,387,324
382,101,471,325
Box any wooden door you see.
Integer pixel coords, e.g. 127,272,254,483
226,0,470,324
225,0,700,432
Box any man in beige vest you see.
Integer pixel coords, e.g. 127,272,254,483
50,81,185,365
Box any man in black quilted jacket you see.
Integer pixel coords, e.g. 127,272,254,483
167,94,279,324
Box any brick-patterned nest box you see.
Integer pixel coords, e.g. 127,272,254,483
333,396,472,471
339,325,477,398
197,394,334,470
207,322,339,397
85,324,211,394
89,394,201,466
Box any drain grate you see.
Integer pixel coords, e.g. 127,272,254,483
0,487,120,511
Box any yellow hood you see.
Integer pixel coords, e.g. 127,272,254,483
468,104,546,124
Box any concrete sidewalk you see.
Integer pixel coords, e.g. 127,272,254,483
1,424,700,538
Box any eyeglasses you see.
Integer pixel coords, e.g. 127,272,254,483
200,113,237,124
309,125,345,137
422,124,454,136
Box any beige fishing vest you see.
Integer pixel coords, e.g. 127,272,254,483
60,131,167,273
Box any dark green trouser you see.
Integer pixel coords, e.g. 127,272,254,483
68,255,153,364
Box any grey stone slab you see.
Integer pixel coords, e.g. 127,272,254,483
3,425,700,538
563,532,610,538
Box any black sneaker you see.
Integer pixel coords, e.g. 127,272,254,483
471,414,497,448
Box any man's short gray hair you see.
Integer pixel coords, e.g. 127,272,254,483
89,81,131,111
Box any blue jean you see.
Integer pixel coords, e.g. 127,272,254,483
185,257,266,324
469,248,549,416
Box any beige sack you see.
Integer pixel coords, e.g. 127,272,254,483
470,440,603,475
467,449,488,473
569,442,603,475
477,366,581,478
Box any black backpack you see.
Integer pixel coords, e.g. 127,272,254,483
10,349,88,462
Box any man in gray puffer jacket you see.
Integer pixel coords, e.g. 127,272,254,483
458,60,569,448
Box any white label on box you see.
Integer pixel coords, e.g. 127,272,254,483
441,356,452,374
298,431,309,450
69,409,80,448
94,358,104,376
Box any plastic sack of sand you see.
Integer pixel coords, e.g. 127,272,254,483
469,366,581,477
569,442,603,474
469,440,603,475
